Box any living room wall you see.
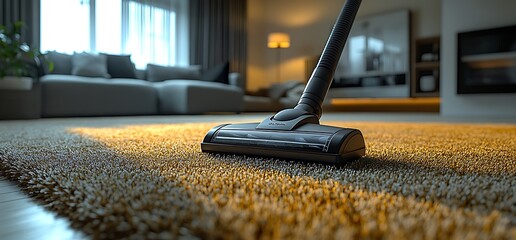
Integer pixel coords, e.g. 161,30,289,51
441,0,516,117
246,0,441,91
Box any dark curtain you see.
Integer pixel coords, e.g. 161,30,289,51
189,0,247,82
0,0,40,48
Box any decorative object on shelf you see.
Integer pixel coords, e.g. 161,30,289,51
412,36,440,97
0,21,52,90
419,74,437,92
267,32,290,83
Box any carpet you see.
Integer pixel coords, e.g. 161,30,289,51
0,119,515,239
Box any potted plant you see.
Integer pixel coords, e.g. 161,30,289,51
0,21,51,90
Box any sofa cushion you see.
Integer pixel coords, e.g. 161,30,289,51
40,74,158,117
102,53,137,79
268,80,304,100
155,80,243,114
72,52,111,78
201,62,229,85
45,51,72,75
146,64,201,82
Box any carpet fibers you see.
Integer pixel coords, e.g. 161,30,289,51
0,119,515,239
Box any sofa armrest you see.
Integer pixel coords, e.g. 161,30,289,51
229,72,245,90
135,69,146,80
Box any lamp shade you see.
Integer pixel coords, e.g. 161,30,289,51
268,32,290,48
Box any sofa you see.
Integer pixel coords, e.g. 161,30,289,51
244,80,305,112
39,52,244,117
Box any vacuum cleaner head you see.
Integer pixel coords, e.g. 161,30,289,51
202,0,365,164
202,122,365,164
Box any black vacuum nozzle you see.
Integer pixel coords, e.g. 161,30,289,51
202,123,365,164
202,0,365,164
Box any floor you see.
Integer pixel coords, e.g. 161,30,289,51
0,177,87,240
1,112,515,239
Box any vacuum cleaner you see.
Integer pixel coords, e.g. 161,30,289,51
201,0,365,164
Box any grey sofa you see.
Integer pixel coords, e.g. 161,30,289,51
40,74,244,117
39,52,244,117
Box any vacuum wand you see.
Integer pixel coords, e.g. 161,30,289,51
296,0,362,118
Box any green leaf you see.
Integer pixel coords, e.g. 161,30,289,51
0,21,47,78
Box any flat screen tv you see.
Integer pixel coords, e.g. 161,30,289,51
457,25,516,94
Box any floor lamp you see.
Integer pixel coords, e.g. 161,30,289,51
268,32,290,83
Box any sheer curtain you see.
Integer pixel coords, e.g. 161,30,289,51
39,0,188,69
121,0,180,69
189,0,247,81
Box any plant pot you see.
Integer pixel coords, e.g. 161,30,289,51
0,76,33,90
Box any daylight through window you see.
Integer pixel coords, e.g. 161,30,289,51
40,0,186,68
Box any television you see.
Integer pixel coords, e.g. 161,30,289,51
457,25,516,94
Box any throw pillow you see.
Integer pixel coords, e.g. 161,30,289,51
146,64,202,82
101,53,137,79
44,51,73,75
201,62,229,84
71,52,111,78
268,80,304,100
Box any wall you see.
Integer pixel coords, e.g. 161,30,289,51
441,0,516,117
246,0,267,91
246,0,441,91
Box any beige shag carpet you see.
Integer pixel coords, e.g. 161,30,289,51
0,119,515,239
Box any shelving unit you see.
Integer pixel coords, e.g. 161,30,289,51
411,36,440,97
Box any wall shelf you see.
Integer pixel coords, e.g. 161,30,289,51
415,61,440,69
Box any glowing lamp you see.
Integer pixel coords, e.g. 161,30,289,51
268,33,291,48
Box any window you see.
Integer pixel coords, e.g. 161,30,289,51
40,0,188,69
40,0,91,53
